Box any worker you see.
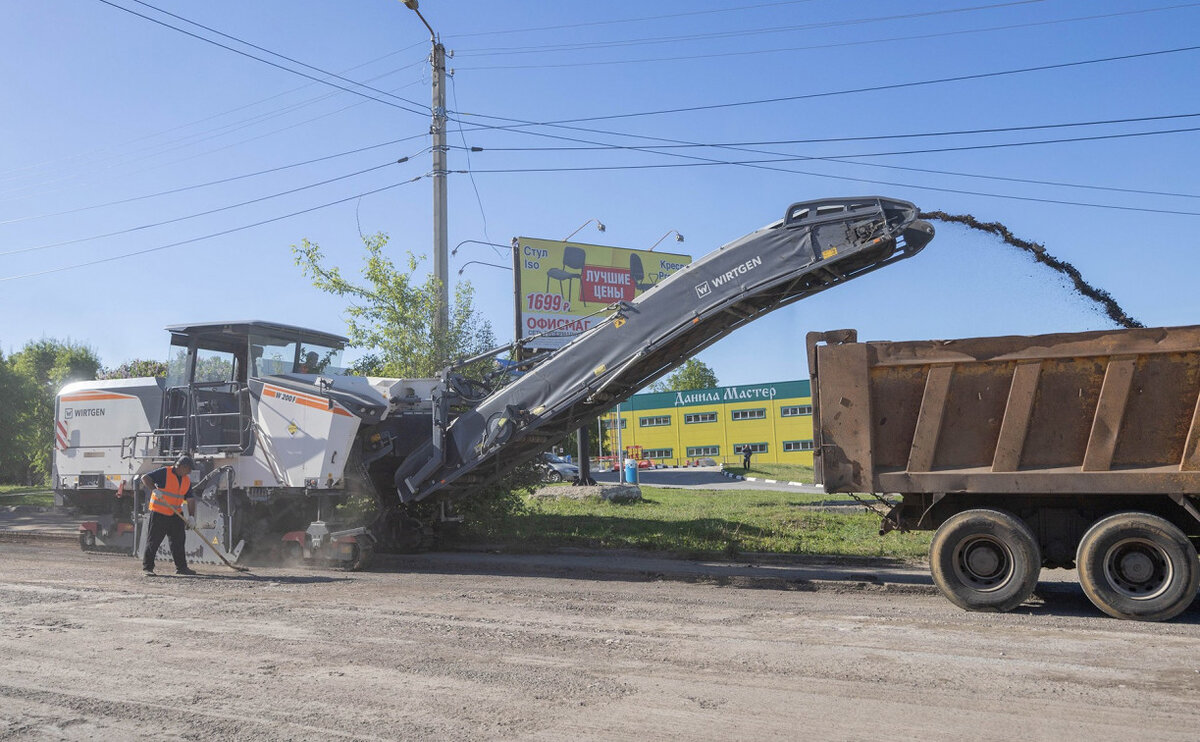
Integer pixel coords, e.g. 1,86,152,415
299,351,319,373
141,455,198,576
742,445,752,471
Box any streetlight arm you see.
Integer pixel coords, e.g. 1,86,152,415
457,260,513,275
648,230,685,251
403,0,436,39
563,218,606,242
452,239,513,256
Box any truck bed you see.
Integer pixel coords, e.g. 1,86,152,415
808,324,1200,496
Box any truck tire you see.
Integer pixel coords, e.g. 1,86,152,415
929,509,1041,613
1076,512,1199,622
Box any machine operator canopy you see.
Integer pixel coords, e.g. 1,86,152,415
164,321,349,386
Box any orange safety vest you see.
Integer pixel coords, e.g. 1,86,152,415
148,467,191,516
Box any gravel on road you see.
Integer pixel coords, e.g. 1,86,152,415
1,539,1198,741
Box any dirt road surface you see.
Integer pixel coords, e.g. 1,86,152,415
2,539,1199,741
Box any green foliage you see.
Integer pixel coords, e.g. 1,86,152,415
651,358,719,393
2,339,100,484
0,351,38,483
99,359,167,379
292,232,495,378
453,462,542,540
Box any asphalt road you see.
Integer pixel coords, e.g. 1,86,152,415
2,538,1198,741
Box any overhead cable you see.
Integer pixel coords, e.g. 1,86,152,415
0,177,428,282
454,44,1200,129
96,0,428,117
0,135,429,226
455,3,1200,70
0,159,411,257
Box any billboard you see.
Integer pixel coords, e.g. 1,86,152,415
514,237,692,351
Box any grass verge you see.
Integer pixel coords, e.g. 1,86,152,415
463,486,930,560
0,485,55,507
736,463,815,483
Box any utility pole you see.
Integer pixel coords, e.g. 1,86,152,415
404,1,449,355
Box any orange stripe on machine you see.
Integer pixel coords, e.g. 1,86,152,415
60,391,136,402
263,385,353,417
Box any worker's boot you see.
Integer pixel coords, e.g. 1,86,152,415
142,566,155,577
175,567,198,576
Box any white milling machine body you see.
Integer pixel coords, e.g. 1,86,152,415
55,321,439,568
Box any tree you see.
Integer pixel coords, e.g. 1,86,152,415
651,359,719,393
0,349,38,483
293,232,495,377
99,359,167,379
5,339,101,484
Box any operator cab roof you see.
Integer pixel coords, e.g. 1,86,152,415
165,321,348,350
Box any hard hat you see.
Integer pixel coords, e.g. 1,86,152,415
174,455,195,470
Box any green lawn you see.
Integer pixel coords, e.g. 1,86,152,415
735,463,815,483
0,485,55,507
465,486,930,560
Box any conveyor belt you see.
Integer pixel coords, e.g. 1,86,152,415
394,196,935,503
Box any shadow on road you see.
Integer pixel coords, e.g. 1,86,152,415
1027,583,1200,624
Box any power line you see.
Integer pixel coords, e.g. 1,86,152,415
0,177,428,282
477,112,1200,150
0,46,427,184
454,0,1043,56
0,158,412,257
0,134,429,226
467,116,1200,199
0,75,427,205
128,0,431,114
457,162,1200,217
454,44,1200,130
455,3,1200,70
445,0,827,39
96,0,429,117
448,75,499,258
443,107,1200,216
477,126,1200,164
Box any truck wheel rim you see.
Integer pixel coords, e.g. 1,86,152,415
953,536,1013,592
1102,538,1172,600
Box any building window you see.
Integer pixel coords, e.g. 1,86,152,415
684,411,718,424
639,415,671,427
780,405,813,417
731,408,766,421
736,442,769,454
783,440,815,452
602,418,627,430
686,445,720,457
643,448,673,459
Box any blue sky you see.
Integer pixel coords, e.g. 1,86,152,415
1,0,1198,385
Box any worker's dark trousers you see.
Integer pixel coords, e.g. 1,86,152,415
142,511,188,572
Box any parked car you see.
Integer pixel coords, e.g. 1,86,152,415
539,452,579,483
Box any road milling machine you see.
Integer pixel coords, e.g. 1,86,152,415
54,196,934,569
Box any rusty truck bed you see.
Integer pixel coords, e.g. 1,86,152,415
808,325,1200,499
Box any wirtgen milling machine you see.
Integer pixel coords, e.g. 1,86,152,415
53,197,934,569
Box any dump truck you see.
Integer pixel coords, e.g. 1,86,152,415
808,325,1200,621
54,196,934,570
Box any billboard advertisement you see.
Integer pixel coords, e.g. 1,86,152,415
514,237,692,351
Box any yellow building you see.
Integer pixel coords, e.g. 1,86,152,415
602,380,814,467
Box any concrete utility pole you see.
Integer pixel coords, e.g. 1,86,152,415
404,1,450,350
